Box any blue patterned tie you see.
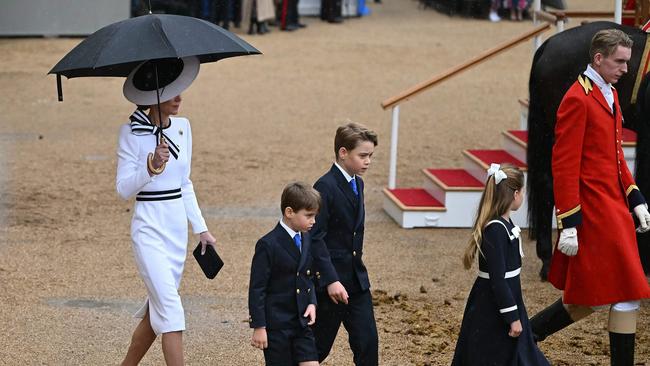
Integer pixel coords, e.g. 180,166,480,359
293,234,302,252
350,177,359,196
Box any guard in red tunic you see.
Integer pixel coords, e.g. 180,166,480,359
529,29,650,365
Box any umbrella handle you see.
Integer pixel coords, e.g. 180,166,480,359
147,136,166,175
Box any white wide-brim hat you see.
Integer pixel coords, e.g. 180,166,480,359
123,56,199,106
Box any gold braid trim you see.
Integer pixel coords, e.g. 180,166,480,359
626,185,639,196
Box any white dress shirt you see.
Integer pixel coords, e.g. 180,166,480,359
334,161,355,183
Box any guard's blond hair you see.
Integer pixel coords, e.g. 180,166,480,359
462,164,524,270
589,29,633,62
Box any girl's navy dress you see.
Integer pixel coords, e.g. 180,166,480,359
452,217,549,366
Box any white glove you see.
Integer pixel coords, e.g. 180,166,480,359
558,227,578,256
634,204,650,233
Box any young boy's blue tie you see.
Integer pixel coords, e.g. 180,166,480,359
294,234,302,251
350,177,358,196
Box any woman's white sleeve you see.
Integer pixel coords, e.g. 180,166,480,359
116,124,153,200
181,121,208,234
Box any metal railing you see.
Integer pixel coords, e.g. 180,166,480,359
381,23,551,189
381,0,626,189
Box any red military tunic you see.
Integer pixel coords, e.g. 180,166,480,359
548,74,650,306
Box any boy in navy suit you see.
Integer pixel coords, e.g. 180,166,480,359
310,123,379,366
249,182,321,366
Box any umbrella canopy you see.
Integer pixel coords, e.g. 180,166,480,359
50,13,260,78
49,13,261,100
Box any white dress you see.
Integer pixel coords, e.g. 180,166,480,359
116,112,207,335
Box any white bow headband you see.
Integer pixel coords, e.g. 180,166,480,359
487,163,507,184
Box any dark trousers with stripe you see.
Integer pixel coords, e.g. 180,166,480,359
314,290,378,366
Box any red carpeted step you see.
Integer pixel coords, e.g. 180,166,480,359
383,188,445,210
622,128,637,145
464,149,527,171
423,169,484,190
505,130,528,145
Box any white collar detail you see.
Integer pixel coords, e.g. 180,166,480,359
279,219,299,240
334,162,355,183
584,64,614,111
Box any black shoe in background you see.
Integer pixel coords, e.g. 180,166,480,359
258,22,270,34
328,16,343,23
283,23,299,31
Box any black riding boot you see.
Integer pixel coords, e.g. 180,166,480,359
530,298,574,342
609,332,635,366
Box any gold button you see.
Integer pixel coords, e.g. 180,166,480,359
353,251,357,256
296,289,300,294
306,270,311,275
316,271,320,276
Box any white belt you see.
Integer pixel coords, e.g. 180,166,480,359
477,267,521,279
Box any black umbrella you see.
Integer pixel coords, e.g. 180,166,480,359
49,13,261,101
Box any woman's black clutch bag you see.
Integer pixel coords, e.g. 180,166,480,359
193,242,224,279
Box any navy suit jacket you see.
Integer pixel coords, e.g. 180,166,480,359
248,223,317,330
310,164,370,294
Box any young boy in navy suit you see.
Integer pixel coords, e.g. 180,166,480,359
249,182,321,366
309,122,379,366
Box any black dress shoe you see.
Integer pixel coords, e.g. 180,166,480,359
297,22,307,28
328,17,343,23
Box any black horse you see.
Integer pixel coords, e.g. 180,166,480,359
527,21,650,279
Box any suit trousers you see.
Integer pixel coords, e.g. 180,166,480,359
314,289,378,366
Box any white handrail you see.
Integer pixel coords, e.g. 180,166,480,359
615,0,623,24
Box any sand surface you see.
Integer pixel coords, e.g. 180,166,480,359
0,0,647,364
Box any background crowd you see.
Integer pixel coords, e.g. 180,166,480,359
131,0,378,35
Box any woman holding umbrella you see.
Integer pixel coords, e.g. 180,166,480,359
116,56,216,366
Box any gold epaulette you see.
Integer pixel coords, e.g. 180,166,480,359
578,75,593,95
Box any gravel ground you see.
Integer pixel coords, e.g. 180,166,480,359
0,0,647,364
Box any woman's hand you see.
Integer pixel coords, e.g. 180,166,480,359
152,140,169,169
509,320,522,338
199,231,217,255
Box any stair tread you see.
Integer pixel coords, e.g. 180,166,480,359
384,188,446,211
622,128,637,146
465,149,528,170
504,130,528,144
424,169,484,190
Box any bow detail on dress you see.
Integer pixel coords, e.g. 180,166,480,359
129,109,180,160
487,163,507,184
511,225,524,257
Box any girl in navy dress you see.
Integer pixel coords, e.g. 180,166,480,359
452,163,549,366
